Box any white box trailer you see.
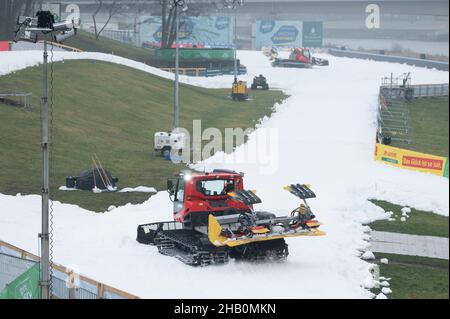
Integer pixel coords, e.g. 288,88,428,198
154,131,186,157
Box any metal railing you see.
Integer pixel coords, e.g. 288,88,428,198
161,67,207,77
85,28,137,46
377,73,448,149
0,93,32,108
410,83,449,98
377,91,412,146
328,48,449,71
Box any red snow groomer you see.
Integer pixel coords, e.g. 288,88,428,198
271,47,329,68
137,170,325,266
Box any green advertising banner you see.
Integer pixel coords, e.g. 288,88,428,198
0,263,40,299
444,159,449,178
154,48,234,61
302,21,323,48
0,287,7,299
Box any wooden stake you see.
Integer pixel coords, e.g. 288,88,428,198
92,157,107,189
92,166,97,189
94,153,112,187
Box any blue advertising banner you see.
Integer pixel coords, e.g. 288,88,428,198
139,16,234,48
255,20,303,49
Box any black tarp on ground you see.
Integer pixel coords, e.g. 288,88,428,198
74,169,119,190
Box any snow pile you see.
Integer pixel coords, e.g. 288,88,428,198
59,186,78,191
119,186,157,193
401,207,411,219
375,293,388,299
361,251,376,260
401,207,411,214
381,287,392,295
0,50,448,298
363,276,377,289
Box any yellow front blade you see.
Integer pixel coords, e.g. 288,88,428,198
208,215,325,247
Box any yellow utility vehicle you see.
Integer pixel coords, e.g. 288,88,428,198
231,80,248,101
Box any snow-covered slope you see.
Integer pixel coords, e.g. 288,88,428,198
0,50,448,298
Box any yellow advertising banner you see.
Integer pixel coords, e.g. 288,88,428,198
374,143,449,177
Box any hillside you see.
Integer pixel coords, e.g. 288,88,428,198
0,60,285,211
64,30,154,63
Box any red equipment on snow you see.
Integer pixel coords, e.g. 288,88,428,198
271,47,329,68
137,170,325,266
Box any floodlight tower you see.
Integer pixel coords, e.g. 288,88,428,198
14,11,78,299
223,0,244,83
172,0,188,130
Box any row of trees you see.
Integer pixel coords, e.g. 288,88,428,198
0,0,232,48
91,0,208,48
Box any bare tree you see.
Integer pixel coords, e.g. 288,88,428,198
92,0,126,40
89,0,213,47
0,0,35,41
158,0,211,48
159,0,178,48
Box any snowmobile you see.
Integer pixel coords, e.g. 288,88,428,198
137,170,325,266
271,48,329,68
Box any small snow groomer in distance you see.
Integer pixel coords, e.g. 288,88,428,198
137,170,325,266
251,75,269,90
271,48,329,68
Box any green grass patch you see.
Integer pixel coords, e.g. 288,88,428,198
391,97,449,157
0,60,285,212
373,253,449,299
64,30,154,63
369,200,449,237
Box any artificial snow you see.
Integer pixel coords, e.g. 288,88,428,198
58,186,78,191
380,258,389,265
375,293,388,299
380,281,390,287
119,186,157,193
401,207,411,214
0,49,448,298
400,217,407,222
381,287,392,294
361,251,376,260
361,225,371,234
363,276,376,289
92,187,102,194
107,205,117,212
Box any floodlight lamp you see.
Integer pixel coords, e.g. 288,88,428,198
52,20,74,32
